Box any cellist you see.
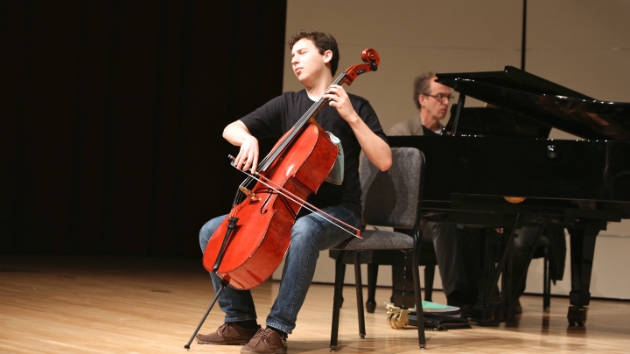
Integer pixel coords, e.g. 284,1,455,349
197,30,392,354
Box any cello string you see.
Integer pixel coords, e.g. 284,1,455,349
233,178,249,206
232,167,259,207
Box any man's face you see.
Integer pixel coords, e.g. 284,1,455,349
419,78,452,121
291,38,331,83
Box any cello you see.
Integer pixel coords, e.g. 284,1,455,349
184,48,380,349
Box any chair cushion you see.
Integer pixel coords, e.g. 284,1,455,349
331,230,414,251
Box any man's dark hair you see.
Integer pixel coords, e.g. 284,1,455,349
413,72,435,110
289,30,340,76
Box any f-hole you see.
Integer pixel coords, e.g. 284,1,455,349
260,192,274,214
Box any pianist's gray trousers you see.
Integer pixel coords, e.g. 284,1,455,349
429,222,541,304
426,222,482,303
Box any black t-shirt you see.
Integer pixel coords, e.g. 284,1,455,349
240,89,388,218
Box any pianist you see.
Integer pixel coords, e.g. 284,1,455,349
389,73,480,309
389,72,450,136
389,73,568,314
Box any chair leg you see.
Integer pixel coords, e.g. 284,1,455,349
340,263,346,308
543,246,551,312
424,265,435,302
354,252,366,338
331,251,346,350
366,264,379,313
410,251,427,349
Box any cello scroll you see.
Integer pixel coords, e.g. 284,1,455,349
342,48,380,85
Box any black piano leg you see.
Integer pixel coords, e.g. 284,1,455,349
567,227,598,326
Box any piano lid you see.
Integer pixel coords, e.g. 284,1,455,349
436,66,630,140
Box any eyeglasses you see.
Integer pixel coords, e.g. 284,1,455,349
422,93,452,103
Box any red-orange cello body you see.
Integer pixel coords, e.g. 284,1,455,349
202,49,380,290
203,124,338,290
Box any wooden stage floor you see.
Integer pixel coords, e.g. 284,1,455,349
1,255,629,354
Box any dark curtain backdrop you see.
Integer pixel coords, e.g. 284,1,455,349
1,1,287,256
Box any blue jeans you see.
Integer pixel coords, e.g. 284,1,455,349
199,205,359,334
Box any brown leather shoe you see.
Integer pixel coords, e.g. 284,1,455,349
196,322,261,345
240,328,286,354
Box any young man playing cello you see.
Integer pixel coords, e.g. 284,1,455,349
197,30,391,354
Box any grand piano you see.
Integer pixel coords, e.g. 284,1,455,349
387,66,630,326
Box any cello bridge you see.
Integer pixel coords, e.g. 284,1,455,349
239,186,261,201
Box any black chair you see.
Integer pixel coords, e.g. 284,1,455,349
329,237,437,312
527,233,555,311
329,147,427,350
511,225,561,313
538,236,552,311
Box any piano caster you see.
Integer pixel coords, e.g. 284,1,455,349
567,305,588,326
386,304,410,329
